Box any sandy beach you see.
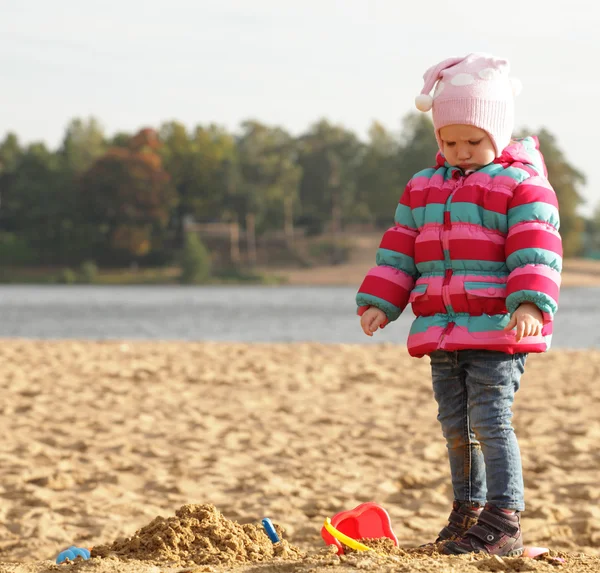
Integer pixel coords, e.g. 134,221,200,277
1,340,599,573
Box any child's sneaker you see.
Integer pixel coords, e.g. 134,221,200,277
427,501,483,544
437,501,483,542
442,504,524,556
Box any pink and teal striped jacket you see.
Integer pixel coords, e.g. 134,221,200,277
356,137,562,357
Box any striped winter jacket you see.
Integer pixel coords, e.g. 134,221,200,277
356,137,562,358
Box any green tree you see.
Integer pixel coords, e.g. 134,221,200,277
160,121,236,248
534,129,586,257
0,120,108,266
110,132,133,148
59,117,107,173
296,119,364,235
0,142,75,264
581,204,600,257
0,133,22,174
180,232,212,284
397,113,439,188
235,121,302,262
355,122,402,227
56,119,109,262
0,133,23,233
276,153,302,246
79,260,99,283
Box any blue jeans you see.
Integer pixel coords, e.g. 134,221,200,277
430,350,527,511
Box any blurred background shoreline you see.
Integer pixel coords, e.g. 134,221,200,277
1,115,599,289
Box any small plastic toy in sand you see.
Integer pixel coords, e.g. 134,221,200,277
56,546,91,564
523,546,549,558
321,502,398,555
261,517,280,544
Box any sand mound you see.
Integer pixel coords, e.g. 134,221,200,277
90,504,303,567
51,504,581,573
84,510,598,573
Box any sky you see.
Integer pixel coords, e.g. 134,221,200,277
2,0,598,214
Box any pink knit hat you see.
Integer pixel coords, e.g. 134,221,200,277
414,53,522,156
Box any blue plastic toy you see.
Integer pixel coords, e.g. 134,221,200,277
261,517,280,544
56,546,91,564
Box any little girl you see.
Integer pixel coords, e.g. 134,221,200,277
356,53,562,556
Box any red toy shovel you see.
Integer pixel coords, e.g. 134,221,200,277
321,502,398,555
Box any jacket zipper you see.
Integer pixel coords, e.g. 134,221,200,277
440,173,462,348
441,213,453,310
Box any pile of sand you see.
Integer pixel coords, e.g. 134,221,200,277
51,509,591,573
90,504,303,567
67,507,593,573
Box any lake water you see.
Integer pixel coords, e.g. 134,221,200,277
0,285,598,348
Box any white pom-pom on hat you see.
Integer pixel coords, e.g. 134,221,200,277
415,93,433,112
511,78,522,96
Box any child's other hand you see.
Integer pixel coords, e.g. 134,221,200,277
504,302,543,342
360,307,387,337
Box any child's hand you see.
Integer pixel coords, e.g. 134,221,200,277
503,302,543,342
360,307,387,337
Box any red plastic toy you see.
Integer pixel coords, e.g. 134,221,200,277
320,502,398,555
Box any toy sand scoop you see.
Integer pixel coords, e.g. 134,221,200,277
321,502,398,555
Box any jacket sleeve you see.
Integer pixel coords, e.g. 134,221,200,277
505,174,562,324
356,180,419,323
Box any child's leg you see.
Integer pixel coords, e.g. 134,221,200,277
430,351,487,507
442,350,527,556
462,350,527,511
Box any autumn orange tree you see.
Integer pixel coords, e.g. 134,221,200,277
79,128,176,263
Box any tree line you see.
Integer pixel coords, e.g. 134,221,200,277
0,114,594,272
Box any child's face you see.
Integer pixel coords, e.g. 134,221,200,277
439,125,496,170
